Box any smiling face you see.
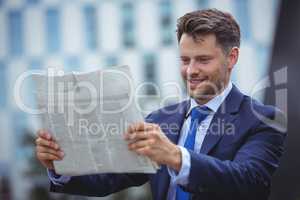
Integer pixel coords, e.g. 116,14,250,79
180,33,238,104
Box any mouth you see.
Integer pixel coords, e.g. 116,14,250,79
187,77,208,88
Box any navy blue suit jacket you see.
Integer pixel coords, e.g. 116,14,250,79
50,85,286,200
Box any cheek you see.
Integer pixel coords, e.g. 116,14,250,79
207,62,223,78
180,66,188,80
208,65,227,88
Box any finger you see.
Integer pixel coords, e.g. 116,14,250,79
37,129,52,140
124,130,152,141
135,146,152,157
36,137,60,150
37,152,62,161
128,139,154,150
36,146,64,158
127,122,158,133
126,122,145,133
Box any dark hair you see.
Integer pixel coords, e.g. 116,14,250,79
176,8,240,54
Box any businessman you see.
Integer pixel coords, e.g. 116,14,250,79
35,9,286,200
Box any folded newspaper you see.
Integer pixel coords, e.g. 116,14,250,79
32,65,158,176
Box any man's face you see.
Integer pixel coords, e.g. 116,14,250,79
179,33,233,103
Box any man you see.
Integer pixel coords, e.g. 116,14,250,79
35,9,286,200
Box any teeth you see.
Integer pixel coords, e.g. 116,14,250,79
190,79,205,82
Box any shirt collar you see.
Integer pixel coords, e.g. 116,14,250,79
186,81,233,117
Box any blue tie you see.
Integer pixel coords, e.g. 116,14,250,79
175,106,210,200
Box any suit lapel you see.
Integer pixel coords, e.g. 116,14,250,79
200,85,244,155
200,110,238,154
153,100,190,200
161,100,190,144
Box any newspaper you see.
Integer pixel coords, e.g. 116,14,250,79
32,65,158,176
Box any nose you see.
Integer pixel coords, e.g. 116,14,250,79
187,60,199,76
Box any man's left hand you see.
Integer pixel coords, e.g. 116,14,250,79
124,122,182,172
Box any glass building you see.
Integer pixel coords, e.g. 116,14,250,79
0,0,280,199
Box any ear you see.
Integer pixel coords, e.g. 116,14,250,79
227,47,239,70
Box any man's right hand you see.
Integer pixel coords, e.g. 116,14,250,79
35,129,64,170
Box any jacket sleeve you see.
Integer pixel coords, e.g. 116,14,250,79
50,173,148,197
183,110,287,199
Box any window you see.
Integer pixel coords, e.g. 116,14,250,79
106,55,118,67
159,0,173,46
234,0,251,41
29,59,43,70
143,53,158,95
8,10,23,56
121,1,135,48
196,0,209,9
65,56,80,71
46,7,61,53
26,0,39,5
83,5,98,51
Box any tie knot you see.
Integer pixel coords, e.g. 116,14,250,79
190,106,211,121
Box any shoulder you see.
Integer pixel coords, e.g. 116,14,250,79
239,95,287,133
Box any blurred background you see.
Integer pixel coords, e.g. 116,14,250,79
0,0,298,199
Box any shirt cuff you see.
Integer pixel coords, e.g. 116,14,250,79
47,169,71,186
167,146,191,186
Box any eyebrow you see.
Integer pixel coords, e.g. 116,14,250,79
180,55,213,59
196,55,213,59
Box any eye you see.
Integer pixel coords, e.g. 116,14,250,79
180,57,190,65
200,59,210,64
196,57,211,64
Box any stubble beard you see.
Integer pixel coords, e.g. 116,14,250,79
187,67,229,105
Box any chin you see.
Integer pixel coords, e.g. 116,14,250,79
188,86,217,101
